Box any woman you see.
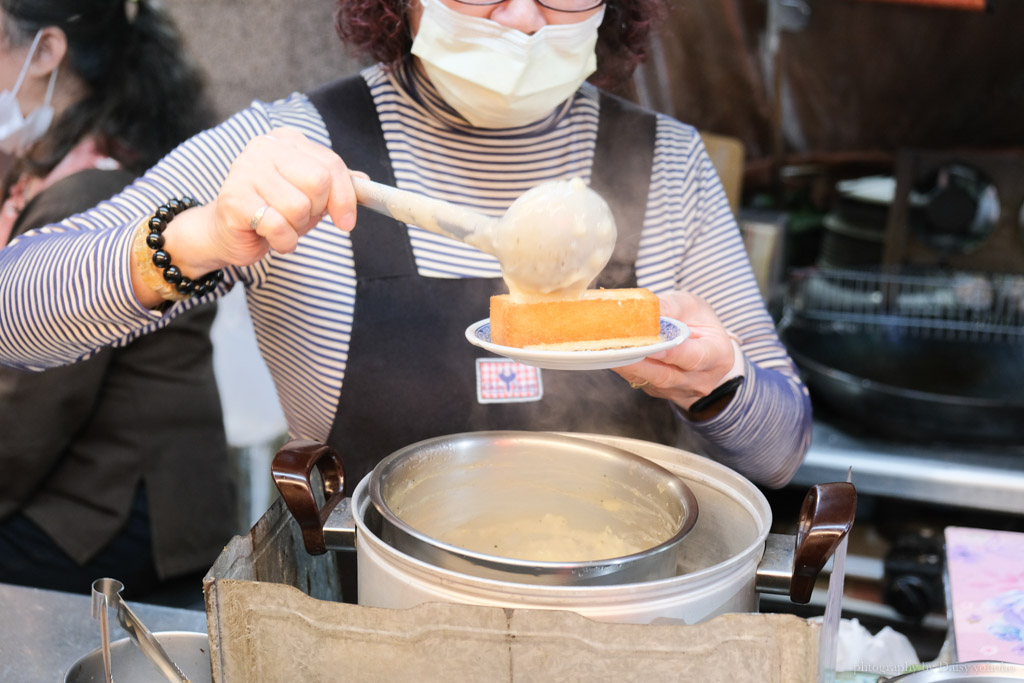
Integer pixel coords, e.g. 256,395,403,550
0,0,236,599
0,0,811,507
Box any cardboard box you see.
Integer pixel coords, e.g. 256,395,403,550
204,497,819,682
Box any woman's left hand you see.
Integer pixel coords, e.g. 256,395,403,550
612,291,738,410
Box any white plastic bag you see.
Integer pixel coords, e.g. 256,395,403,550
834,617,921,676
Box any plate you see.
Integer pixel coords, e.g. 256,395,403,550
465,317,689,370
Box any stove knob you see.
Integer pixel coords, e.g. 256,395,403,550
882,531,945,620
883,573,934,620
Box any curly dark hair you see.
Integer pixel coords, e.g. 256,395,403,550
1,0,216,178
333,0,668,90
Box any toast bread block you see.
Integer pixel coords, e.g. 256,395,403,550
490,289,662,350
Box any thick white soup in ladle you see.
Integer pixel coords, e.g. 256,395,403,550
352,176,617,300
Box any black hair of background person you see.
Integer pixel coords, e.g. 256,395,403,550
1,0,216,185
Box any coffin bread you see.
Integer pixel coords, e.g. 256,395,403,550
489,288,661,351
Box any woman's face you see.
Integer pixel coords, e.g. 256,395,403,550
406,0,604,37
0,14,34,95
0,18,75,121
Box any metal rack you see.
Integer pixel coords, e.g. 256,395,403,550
785,267,1024,343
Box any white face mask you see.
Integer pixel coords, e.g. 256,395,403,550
0,30,58,156
411,0,604,129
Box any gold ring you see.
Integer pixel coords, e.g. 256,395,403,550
249,204,270,232
629,379,649,389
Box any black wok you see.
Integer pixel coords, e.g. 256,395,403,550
779,322,1024,443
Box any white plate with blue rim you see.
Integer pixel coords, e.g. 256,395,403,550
465,317,689,371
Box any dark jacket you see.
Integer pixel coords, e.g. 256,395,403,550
0,168,237,578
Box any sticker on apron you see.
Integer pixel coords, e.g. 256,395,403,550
475,358,543,403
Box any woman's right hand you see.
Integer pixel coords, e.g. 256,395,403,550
133,127,358,308
199,127,358,269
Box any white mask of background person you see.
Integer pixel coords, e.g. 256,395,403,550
409,0,605,129
0,28,60,157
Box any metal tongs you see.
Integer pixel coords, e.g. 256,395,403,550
91,577,191,683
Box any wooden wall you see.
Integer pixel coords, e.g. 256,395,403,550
633,0,1024,170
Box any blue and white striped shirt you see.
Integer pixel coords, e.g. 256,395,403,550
0,65,810,487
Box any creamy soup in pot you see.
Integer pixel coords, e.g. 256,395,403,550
437,512,647,562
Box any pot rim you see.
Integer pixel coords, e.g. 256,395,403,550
569,434,773,585
367,431,700,577
355,433,773,594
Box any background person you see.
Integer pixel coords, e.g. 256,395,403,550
0,0,236,600
0,0,811,520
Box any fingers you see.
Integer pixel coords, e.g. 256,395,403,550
656,333,717,373
615,348,728,408
247,161,325,253
613,357,680,394
657,293,686,321
614,289,739,404
658,290,718,326
209,128,361,263
263,128,357,233
248,204,298,253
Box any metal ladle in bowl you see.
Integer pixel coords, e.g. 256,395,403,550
352,176,618,300
91,578,191,683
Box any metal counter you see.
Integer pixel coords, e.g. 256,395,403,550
791,420,1024,514
0,582,207,682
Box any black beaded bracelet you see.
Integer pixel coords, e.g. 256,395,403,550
134,197,223,300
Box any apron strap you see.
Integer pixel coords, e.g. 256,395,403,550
308,75,395,185
308,75,411,279
592,90,658,289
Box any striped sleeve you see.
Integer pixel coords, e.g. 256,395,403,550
0,188,178,370
640,117,811,487
0,98,292,370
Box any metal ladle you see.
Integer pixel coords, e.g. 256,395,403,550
351,176,617,299
91,578,191,683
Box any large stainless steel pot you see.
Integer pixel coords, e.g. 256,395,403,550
273,431,856,624
276,431,698,586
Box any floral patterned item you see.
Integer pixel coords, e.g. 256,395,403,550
944,526,1024,664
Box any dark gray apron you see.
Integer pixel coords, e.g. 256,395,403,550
309,75,675,498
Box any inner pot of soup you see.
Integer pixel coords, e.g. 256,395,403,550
367,431,699,586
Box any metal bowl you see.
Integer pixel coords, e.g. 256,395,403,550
885,661,1024,682
368,431,699,586
64,631,211,683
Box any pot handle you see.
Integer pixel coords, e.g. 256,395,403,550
789,481,857,604
271,439,347,555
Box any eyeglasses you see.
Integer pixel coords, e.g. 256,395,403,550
450,0,606,13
